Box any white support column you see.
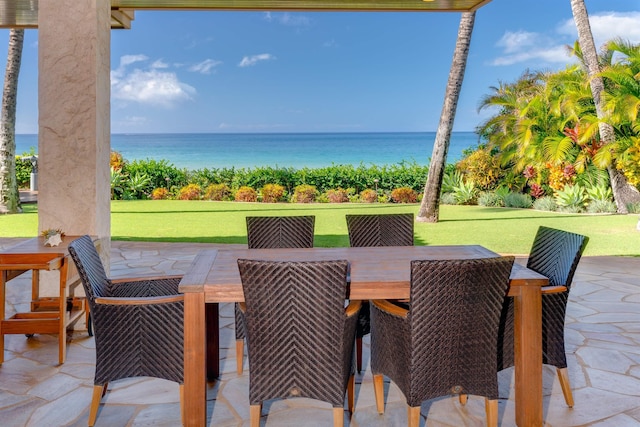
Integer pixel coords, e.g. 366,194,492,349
37,0,111,254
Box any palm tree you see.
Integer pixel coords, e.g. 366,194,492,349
570,0,640,212
417,11,476,223
0,28,24,214
477,70,571,178
599,39,640,195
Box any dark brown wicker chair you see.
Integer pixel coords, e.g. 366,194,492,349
68,235,184,427
497,226,588,408
235,215,315,374
345,213,414,373
237,259,360,427
371,257,514,427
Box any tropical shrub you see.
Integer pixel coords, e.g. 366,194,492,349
440,193,456,205
587,200,616,214
555,184,587,212
260,184,285,203
504,192,532,209
455,147,504,190
234,186,258,202
528,183,546,199
189,167,237,189
127,171,152,199
586,184,613,202
477,191,504,207
151,187,170,200
500,170,527,193
204,183,231,201
441,170,463,194
452,181,476,205
546,163,577,192
110,167,125,200
533,196,557,212
235,166,298,193
178,184,202,200
391,187,418,203
325,188,350,203
627,202,640,214
359,189,378,203
15,151,34,188
110,151,125,170
292,184,317,203
123,159,188,194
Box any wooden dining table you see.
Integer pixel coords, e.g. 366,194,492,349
179,245,549,427
0,236,89,365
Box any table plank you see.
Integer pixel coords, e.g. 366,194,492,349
192,246,546,302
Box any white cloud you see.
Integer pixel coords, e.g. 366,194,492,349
492,43,571,66
496,31,541,54
558,11,640,48
323,39,337,48
491,11,640,67
119,54,148,67
151,59,169,69
238,53,276,67
263,11,310,27
189,59,223,74
280,13,310,27
111,55,196,108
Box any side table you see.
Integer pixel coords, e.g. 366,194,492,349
0,236,90,364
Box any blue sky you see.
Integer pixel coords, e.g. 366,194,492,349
2,0,640,134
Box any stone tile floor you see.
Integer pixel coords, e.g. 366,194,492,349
1,239,639,426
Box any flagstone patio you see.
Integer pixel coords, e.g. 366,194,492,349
1,239,639,426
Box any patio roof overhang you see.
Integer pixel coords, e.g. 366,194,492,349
1,0,491,29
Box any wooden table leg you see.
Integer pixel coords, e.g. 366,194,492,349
58,261,69,364
0,272,6,364
184,292,206,426
206,303,219,381
513,285,543,426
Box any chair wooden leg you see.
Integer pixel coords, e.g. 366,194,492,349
250,404,261,427
557,367,574,408
373,374,385,414
179,384,185,426
485,398,498,427
347,374,356,413
236,339,244,375
88,385,104,426
408,406,421,427
356,337,363,373
459,394,468,405
333,407,344,427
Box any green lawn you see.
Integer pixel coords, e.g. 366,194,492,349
2,201,639,256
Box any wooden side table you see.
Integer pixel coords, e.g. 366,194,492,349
0,236,90,364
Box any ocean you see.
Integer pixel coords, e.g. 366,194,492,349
15,132,480,171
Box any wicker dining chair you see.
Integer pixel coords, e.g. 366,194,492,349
235,215,315,374
371,257,514,427
237,259,360,427
497,226,588,408
68,235,184,427
345,213,414,373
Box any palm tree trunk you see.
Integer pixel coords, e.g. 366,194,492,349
0,28,24,214
417,12,475,222
570,0,640,213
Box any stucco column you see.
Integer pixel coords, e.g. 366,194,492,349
37,0,111,254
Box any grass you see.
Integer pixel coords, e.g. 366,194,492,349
1,201,639,256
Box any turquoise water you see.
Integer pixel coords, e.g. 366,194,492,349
15,132,480,171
